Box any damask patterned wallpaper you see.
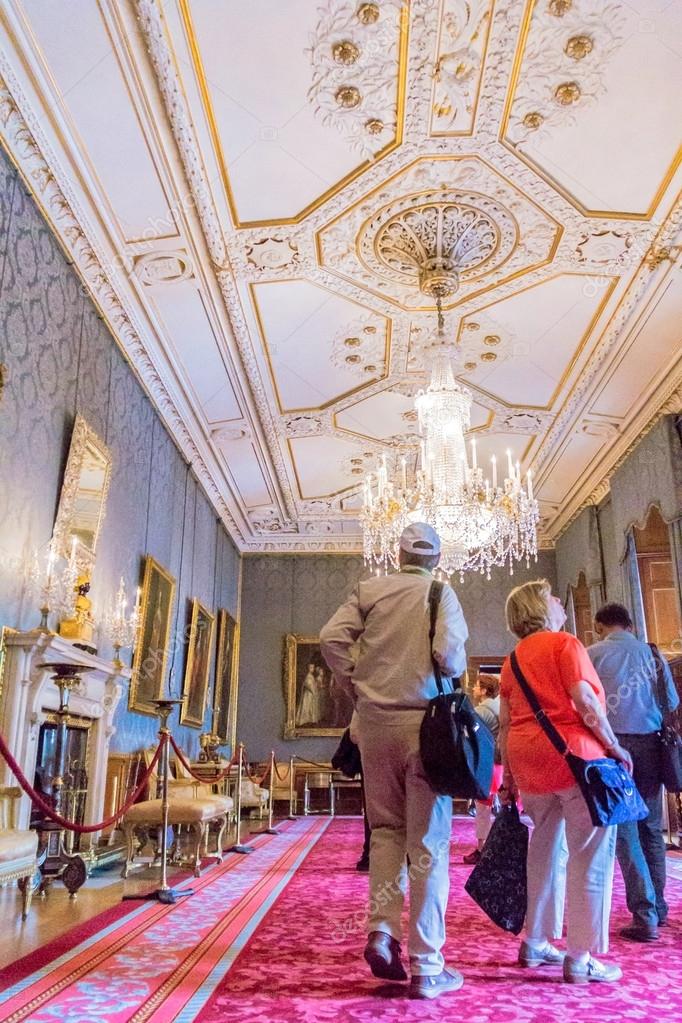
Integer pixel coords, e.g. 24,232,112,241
238,550,557,761
554,416,681,622
0,148,240,757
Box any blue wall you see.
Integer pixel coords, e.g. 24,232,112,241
0,146,240,757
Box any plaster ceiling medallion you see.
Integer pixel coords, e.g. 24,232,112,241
307,0,404,157
280,413,326,438
247,509,298,534
501,411,551,433
245,237,299,271
429,0,493,135
505,1,627,147
330,317,386,376
134,250,193,286
210,424,252,443
574,229,634,268
317,156,560,309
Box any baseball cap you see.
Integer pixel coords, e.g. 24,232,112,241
399,522,441,555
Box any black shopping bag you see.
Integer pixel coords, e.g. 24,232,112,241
464,802,529,935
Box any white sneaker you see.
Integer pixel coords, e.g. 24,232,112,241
518,941,565,967
563,955,622,984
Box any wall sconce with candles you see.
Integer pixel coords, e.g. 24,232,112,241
102,577,141,670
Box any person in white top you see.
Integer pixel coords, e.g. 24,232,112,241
320,523,468,1001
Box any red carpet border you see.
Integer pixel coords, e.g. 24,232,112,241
0,818,680,1022
0,818,329,1023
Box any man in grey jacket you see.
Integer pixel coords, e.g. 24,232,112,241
320,523,468,1000
587,602,679,942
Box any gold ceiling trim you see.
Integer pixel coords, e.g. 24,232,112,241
432,272,621,412
333,403,496,444
286,437,360,502
249,280,392,415
1,5,180,248
538,187,682,458
178,0,410,230
315,153,563,311
428,0,496,138
500,0,682,222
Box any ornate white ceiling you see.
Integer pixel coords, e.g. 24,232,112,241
1,0,680,553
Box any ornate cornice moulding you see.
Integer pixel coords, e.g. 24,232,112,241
134,0,298,525
553,374,682,541
0,65,246,547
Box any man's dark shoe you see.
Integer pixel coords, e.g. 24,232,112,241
364,931,407,981
462,849,481,865
620,923,659,942
356,856,370,872
409,967,464,999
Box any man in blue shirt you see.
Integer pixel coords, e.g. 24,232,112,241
588,603,679,942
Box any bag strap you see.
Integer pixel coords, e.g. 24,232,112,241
648,642,671,718
509,650,570,758
428,580,446,697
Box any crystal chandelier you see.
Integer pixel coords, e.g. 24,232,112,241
360,230,539,578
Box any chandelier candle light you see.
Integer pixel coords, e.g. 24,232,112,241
104,577,141,670
360,218,539,577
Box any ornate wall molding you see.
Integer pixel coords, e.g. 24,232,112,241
134,0,299,528
0,65,245,546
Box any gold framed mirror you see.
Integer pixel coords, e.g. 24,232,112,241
53,414,112,571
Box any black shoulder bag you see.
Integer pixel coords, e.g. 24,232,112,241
649,643,682,793
419,581,494,799
509,650,648,827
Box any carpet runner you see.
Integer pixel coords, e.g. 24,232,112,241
0,818,329,1022
1,817,680,1022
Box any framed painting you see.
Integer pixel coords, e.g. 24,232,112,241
180,599,215,728
212,609,239,750
283,634,354,739
129,556,176,716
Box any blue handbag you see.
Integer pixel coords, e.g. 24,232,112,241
510,650,648,828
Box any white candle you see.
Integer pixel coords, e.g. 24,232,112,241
527,469,533,501
69,535,77,570
401,456,407,491
491,455,497,490
46,545,55,589
516,460,520,482
471,437,477,470
507,449,513,479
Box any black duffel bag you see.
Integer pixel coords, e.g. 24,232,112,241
419,581,495,800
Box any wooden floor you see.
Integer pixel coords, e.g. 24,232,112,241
0,816,260,970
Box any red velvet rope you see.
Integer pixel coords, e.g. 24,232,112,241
0,730,166,833
169,736,239,782
258,761,271,787
272,758,289,783
293,755,334,770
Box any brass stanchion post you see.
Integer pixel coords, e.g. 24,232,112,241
123,698,192,904
288,755,296,819
264,751,279,835
228,743,255,854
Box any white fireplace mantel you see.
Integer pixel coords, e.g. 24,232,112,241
0,631,129,843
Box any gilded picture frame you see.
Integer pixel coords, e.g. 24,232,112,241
212,609,239,751
180,599,216,728
52,413,112,572
283,634,354,739
129,556,176,716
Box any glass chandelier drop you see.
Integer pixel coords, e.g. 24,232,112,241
360,247,539,577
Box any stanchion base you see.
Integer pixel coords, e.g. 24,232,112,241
228,844,255,855
264,827,280,835
123,885,194,904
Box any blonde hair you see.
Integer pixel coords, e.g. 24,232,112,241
505,579,553,639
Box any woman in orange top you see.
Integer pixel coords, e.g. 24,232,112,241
499,579,633,985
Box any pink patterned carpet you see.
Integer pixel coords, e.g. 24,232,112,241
199,817,682,1023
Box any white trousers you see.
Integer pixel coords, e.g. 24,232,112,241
358,711,452,976
522,785,616,955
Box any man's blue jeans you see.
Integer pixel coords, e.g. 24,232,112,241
615,732,667,928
